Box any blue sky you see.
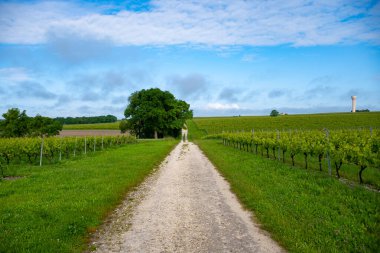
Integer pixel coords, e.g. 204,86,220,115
0,0,379,118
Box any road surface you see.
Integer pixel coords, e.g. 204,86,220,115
90,141,284,252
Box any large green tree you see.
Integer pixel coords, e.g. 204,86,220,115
123,88,193,138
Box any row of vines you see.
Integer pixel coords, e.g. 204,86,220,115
204,129,380,185
0,135,137,169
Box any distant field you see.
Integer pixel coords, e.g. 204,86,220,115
193,112,380,134
62,122,119,130
59,130,124,136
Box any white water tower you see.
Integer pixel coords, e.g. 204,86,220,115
351,96,356,113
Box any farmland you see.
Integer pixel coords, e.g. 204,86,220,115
195,139,380,253
0,135,136,171
188,113,380,252
204,129,380,188
193,112,380,134
62,122,120,130
1,111,379,252
59,130,125,137
0,139,177,252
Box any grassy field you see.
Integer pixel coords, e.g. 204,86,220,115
0,140,177,252
216,136,380,189
62,122,120,130
193,112,380,134
196,139,380,253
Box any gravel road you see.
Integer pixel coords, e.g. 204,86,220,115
90,141,284,253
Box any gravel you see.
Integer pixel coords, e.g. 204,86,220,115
89,141,285,253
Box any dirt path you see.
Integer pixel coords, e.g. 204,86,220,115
90,142,284,252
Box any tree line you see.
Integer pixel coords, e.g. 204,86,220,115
55,115,117,125
1,88,193,139
0,108,62,138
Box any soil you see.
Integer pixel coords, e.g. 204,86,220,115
89,141,285,253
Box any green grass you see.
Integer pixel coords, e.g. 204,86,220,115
219,142,380,189
62,122,120,130
196,139,380,253
193,112,380,134
0,140,178,252
186,119,207,140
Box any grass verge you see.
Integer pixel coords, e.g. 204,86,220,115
196,139,380,253
221,142,380,189
0,140,177,252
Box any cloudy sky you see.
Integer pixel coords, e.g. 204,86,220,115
0,0,379,118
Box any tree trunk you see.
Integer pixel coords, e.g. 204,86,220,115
318,154,323,171
154,130,158,139
359,165,367,184
335,161,342,178
282,150,286,163
304,153,308,169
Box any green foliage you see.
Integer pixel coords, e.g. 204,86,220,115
55,115,117,125
270,109,279,117
119,120,129,133
28,115,63,137
203,129,380,187
193,112,380,134
124,88,193,138
0,108,29,137
0,140,177,252
197,139,380,253
0,135,137,168
0,108,63,137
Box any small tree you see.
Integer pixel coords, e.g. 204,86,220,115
0,108,30,137
270,110,279,117
119,120,129,133
28,115,62,137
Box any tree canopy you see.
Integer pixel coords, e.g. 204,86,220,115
54,115,117,125
270,109,279,117
0,108,29,137
123,88,193,138
0,108,62,137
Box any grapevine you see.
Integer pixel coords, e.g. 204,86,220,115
204,128,380,185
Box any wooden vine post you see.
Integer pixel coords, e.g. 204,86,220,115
324,128,332,176
39,136,44,167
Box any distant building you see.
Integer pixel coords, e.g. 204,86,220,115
351,96,356,113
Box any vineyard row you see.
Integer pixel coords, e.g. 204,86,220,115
0,135,137,167
204,129,380,184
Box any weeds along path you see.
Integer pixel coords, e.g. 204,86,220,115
90,141,284,253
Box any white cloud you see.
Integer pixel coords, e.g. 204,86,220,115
0,68,31,82
167,73,208,99
241,54,256,62
207,103,240,110
0,0,379,46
